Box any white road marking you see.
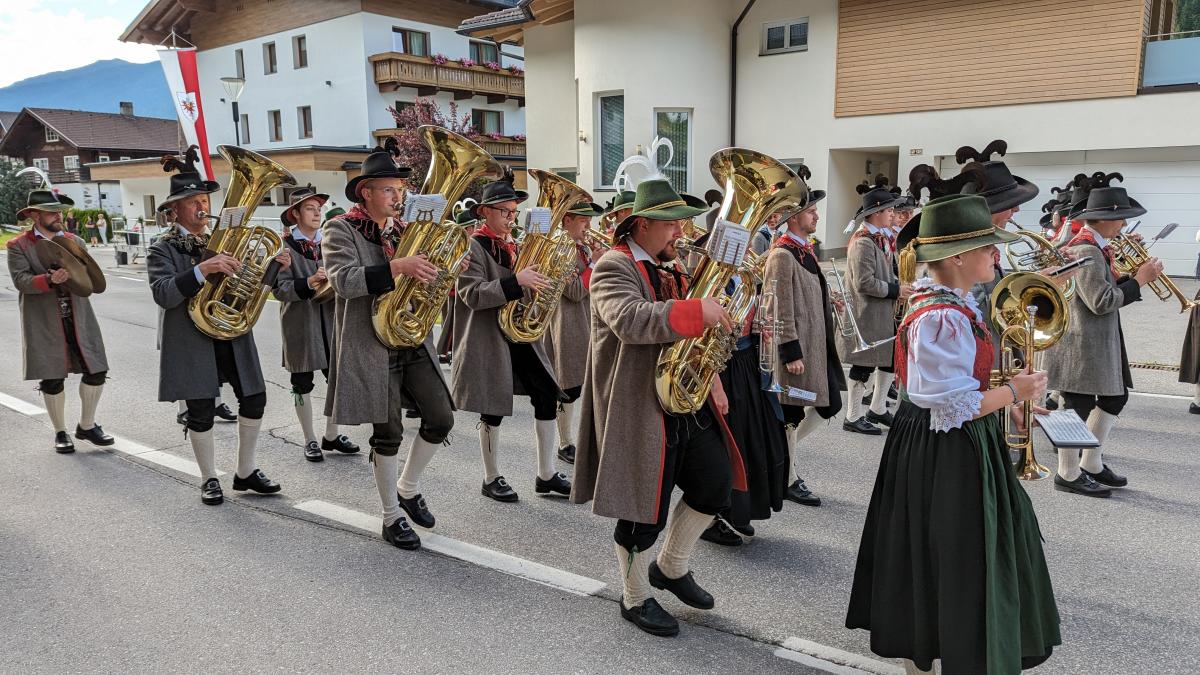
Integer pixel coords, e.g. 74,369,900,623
115,276,143,282
293,499,607,596
1129,390,1192,401
777,638,904,675
0,392,46,415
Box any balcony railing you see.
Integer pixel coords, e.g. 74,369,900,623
1142,29,1200,88
369,53,525,103
372,129,526,158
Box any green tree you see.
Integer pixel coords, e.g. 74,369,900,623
0,159,26,226
1178,0,1200,33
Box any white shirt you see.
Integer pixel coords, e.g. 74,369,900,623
783,232,809,246
904,280,986,432
1082,225,1108,247
33,227,64,239
626,238,655,263
291,225,322,244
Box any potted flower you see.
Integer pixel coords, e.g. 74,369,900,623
506,64,524,75
484,61,502,71
432,53,448,65
512,133,526,142
485,132,505,141
456,57,477,68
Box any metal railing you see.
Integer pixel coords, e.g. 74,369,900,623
1142,29,1200,87
368,52,525,100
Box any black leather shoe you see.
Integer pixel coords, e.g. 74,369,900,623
731,522,754,537
321,435,360,454
700,520,743,547
1045,395,1060,411
887,383,898,400
201,478,224,505
232,469,282,494
557,444,576,464
405,409,421,419
865,410,894,427
175,411,188,426
1189,402,1200,415
649,560,714,610
54,431,75,454
381,518,421,550
214,403,237,422
843,418,882,435
398,493,435,528
75,424,115,446
620,598,679,637
304,441,324,462
535,472,572,496
482,477,519,502
1054,473,1111,498
786,479,822,507
1083,464,1128,488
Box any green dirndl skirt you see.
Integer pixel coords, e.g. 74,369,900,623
846,400,1061,674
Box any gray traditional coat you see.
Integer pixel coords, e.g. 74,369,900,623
147,235,266,402
1046,244,1140,397
1181,289,1200,385
320,216,448,425
6,230,108,380
543,252,590,391
836,232,898,367
273,233,334,374
570,247,746,524
451,236,560,417
765,244,843,406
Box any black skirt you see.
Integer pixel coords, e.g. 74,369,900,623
719,342,789,525
846,401,1060,674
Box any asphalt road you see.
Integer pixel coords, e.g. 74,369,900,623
1,246,1197,674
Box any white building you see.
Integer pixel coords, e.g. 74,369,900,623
462,0,1200,277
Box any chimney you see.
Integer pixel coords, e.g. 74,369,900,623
119,101,134,116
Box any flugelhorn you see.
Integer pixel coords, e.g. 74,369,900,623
1110,226,1196,313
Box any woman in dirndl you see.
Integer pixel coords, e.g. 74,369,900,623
846,194,1061,674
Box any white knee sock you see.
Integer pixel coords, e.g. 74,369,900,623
794,408,824,443
616,543,654,609
656,501,714,579
372,452,402,526
397,437,439,499
534,419,558,480
294,393,316,444
785,425,799,484
235,416,262,479
42,390,67,433
869,371,894,415
1080,409,1118,474
189,428,218,480
556,401,576,449
177,400,187,414
1057,447,1082,481
846,380,866,422
78,382,104,430
479,422,501,482
323,416,339,442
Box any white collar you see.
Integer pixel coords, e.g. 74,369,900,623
292,225,321,243
33,227,63,239
784,231,809,245
626,239,655,263
864,223,879,235
1083,225,1108,247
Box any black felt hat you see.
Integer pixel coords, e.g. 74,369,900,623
853,175,903,223
344,137,413,203
158,145,220,212
1071,172,1146,221
470,169,529,218
954,140,1039,213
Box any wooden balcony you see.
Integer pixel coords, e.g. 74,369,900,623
369,53,525,105
372,129,526,159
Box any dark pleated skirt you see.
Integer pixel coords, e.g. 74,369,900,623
846,401,1061,674
1181,302,1200,384
719,343,789,525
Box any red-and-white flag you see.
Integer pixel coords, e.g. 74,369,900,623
159,48,215,180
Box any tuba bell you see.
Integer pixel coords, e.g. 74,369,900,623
498,169,592,343
188,145,296,340
372,126,503,349
654,148,808,415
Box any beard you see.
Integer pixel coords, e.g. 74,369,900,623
39,215,64,232
657,241,678,263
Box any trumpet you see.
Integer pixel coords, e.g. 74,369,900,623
1110,228,1196,313
826,258,896,355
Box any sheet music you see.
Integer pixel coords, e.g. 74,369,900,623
784,386,817,402
705,218,750,266
403,194,449,223
525,207,552,234
217,206,247,230
1034,410,1100,448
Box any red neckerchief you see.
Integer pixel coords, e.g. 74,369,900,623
341,204,403,257
286,230,320,262
850,226,892,261
612,242,687,301
772,233,815,264
1068,227,1117,275
576,241,592,268
475,224,517,265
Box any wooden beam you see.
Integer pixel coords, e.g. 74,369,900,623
486,94,505,104
454,91,474,101
417,86,438,97
177,0,215,11
541,9,574,25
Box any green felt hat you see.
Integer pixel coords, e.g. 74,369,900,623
896,194,1019,265
604,190,636,214
567,201,605,217
17,189,73,219
453,208,480,226
613,180,709,239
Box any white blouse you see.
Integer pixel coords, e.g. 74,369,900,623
904,280,987,432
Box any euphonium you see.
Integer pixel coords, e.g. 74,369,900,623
988,272,1069,480
499,169,592,343
372,126,503,348
188,145,295,340
1004,229,1077,300
1109,232,1197,313
654,148,808,415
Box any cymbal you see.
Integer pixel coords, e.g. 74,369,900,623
51,235,106,294
33,238,93,297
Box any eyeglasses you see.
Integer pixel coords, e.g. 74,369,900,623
485,205,519,218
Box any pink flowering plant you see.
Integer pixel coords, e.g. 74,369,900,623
506,64,524,75
431,53,448,65
457,57,477,68
484,61,502,71
386,98,485,199
512,133,526,141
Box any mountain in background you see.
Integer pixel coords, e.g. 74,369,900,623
0,59,175,119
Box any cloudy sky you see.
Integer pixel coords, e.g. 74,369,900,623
0,0,160,88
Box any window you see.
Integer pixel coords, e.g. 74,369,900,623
297,106,313,139
471,109,503,135
63,155,80,170
263,42,277,74
780,158,807,177
469,40,499,65
391,28,429,56
235,48,245,79
761,18,808,55
597,93,624,188
394,101,415,117
552,168,578,184
268,110,282,142
292,35,308,69
239,114,251,144
119,156,131,161
654,109,691,193
33,158,49,171
97,155,111,163
44,128,59,142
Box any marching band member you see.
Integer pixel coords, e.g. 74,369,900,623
7,189,113,453
322,143,456,549
147,147,289,506
764,179,841,508
751,211,783,255
544,200,605,465
839,177,909,435
452,173,571,503
1047,176,1162,497
273,186,359,462
847,194,1060,674
435,205,479,363
571,178,744,637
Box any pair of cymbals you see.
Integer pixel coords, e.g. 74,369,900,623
33,237,106,296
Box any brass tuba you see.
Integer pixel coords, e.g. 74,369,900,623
1004,228,1077,300
372,126,503,348
188,145,295,340
498,169,592,343
654,149,808,415
988,272,1069,480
